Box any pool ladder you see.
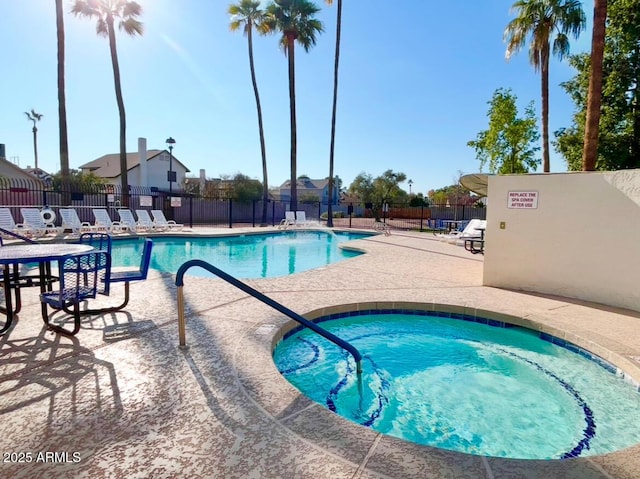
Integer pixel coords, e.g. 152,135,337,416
175,260,364,381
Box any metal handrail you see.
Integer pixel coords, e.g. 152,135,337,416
174,259,363,377
0,227,38,244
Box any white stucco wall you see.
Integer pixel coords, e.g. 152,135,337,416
129,153,188,189
483,170,640,312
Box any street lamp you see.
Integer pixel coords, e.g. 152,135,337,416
408,179,413,195
166,137,176,195
166,137,176,220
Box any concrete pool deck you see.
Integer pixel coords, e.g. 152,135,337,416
1,227,640,478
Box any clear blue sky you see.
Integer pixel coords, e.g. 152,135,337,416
1,0,594,195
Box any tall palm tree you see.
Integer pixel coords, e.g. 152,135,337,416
229,0,270,226
504,0,585,173
325,0,341,227
582,0,608,171
263,0,323,212
71,0,143,206
56,0,71,189
24,109,43,170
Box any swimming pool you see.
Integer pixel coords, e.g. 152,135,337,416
273,309,640,459
110,230,371,279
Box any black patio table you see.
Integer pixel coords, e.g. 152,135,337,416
0,243,94,334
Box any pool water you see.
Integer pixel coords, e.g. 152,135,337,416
273,311,640,459
110,230,370,279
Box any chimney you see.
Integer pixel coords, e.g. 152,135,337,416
138,138,148,187
199,169,206,194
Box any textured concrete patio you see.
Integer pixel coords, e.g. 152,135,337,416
1,227,640,478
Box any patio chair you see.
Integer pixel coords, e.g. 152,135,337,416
0,208,31,237
59,208,98,234
92,208,127,234
135,209,161,231
20,208,63,236
117,209,150,233
65,238,153,315
278,211,296,229
151,209,183,231
40,250,111,335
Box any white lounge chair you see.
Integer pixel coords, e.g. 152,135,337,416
295,211,313,227
0,208,31,237
135,209,162,231
59,208,98,234
20,208,63,236
278,211,296,229
93,209,127,234
151,210,183,231
436,219,485,244
117,209,150,233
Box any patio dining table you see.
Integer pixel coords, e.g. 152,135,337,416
0,243,94,334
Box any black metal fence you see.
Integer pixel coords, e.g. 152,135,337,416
0,178,486,232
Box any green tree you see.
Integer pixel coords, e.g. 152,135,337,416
72,0,143,207
229,1,270,225
554,0,640,171
324,0,342,227
52,169,107,190
24,109,43,170
467,88,541,174
582,0,608,171
348,169,407,220
56,0,70,189
228,173,263,202
263,0,323,212
504,0,585,173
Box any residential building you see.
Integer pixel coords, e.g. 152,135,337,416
279,177,339,205
79,149,190,190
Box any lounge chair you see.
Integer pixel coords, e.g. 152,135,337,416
59,208,98,234
135,209,162,231
92,209,127,234
295,211,314,227
278,211,296,229
151,209,183,231
437,219,486,245
0,208,31,237
20,208,63,236
117,209,150,233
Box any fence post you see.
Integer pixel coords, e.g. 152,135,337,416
420,204,424,231
272,200,276,227
252,200,256,228
228,200,233,228
189,196,193,228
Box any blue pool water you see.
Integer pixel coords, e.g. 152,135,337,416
273,311,640,459
110,230,370,279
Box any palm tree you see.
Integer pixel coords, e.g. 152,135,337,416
229,0,270,226
24,109,43,170
263,0,323,212
56,0,71,189
504,0,585,173
71,0,143,206
325,0,341,227
582,0,608,171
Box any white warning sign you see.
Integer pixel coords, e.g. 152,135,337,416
507,191,538,209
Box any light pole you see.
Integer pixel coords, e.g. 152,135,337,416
408,179,413,195
166,137,176,219
166,137,176,194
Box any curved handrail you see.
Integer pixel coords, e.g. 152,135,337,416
0,227,37,244
175,259,363,375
